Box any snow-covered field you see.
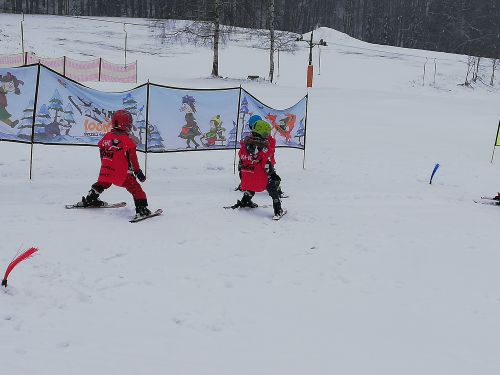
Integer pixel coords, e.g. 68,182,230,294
1,13,500,375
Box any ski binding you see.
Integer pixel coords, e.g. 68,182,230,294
272,209,288,221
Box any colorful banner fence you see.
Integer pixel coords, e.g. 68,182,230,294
33,66,147,150
0,53,137,83
148,84,241,152
0,65,39,143
0,64,308,176
239,90,307,149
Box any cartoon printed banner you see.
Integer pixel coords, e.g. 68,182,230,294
0,65,308,156
0,65,38,143
239,89,307,149
148,84,240,152
33,66,147,150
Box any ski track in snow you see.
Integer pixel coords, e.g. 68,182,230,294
1,13,500,375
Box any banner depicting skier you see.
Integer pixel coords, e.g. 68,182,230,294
148,84,240,152
0,65,38,143
239,90,307,149
33,66,147,150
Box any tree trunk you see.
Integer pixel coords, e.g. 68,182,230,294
472,57,481,82
491,59,497,86
211,0,221,77
268,0,275,82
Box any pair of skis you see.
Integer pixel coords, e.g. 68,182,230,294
65,202,162,223
474,196,500,206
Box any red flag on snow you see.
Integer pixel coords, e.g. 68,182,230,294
2,247,38,287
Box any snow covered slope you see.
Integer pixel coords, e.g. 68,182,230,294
1,14,500,375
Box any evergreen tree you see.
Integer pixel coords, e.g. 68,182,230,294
294,117,305,145
122,93,138,116
147,123,166,151
34,104,51,137
17,100,35,139
48,89,64,123
227,121,238,148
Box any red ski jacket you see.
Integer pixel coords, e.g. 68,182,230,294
239,137,275,192
97,130,141,187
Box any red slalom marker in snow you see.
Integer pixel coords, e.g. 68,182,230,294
2,247,38,287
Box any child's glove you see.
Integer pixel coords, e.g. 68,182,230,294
135,169,146,182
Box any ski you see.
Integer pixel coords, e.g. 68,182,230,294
474,199,500,206
224,204,271,209
129,209,163,223
272,209,288,221
65,201,126,209
480,196,500,201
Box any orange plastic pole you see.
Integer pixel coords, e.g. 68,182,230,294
307,65,313,88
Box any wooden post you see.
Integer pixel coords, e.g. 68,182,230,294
234,86,243,174
145,81,150,175
30,64,42,180
491,120,500,163
98,58,102,81
21,19,25,58
303,94,309,169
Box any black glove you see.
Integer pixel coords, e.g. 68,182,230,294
135,169,146,182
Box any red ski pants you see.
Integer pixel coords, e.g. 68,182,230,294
94,174,147,200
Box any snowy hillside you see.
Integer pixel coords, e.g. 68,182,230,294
1,13,500,375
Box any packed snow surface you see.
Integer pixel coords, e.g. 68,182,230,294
1,14,500,375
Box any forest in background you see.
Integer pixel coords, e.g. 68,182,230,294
0,0,498,59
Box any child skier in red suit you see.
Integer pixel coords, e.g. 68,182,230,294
79,109,151,219
231,117,286,220
235,115,287,198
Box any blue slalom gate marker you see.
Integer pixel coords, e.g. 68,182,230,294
429,163,440,184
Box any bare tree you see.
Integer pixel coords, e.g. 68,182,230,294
268,0,275,82
211,0,221,76
472,57,480,83
462,56,476,86
2,0,497,61
153,1,233,78
491,58,498,86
